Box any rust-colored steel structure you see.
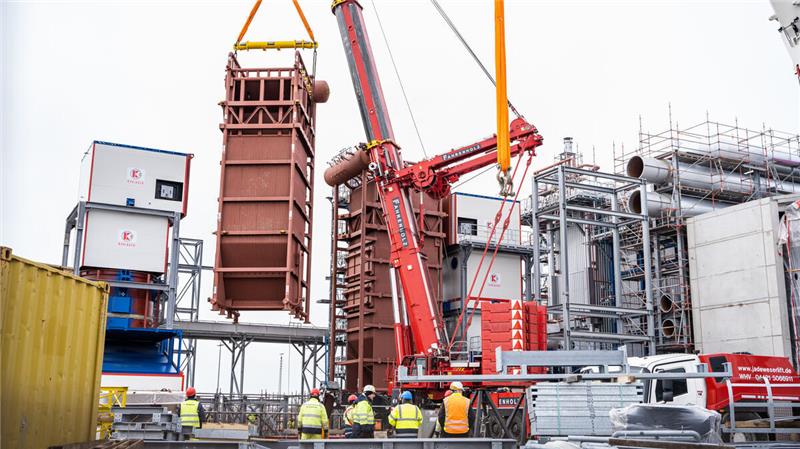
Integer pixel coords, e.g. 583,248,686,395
212,52,326,321
330,175,446,392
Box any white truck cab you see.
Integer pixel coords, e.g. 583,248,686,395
627,354,707,407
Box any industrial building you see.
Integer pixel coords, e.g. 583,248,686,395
2,1,800,448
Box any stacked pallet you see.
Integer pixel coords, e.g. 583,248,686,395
527,382,644,436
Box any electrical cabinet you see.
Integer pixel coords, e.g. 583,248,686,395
79,141,191,215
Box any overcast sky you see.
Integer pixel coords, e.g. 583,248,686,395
2,0,798,394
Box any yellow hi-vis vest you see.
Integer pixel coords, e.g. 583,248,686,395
443,392,470,434
180,399,200,427
388,403,422,433
352,399,375,425
343,405,355,426
297,398,329,435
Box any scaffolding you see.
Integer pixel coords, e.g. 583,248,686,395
616,117,800,352
529,144,656,355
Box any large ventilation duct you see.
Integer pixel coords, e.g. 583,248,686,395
628,190,733,218
626,156,757,194
627,156,800,194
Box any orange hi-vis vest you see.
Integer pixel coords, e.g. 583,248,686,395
443,392,470,434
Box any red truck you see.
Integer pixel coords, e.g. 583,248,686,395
628,352,800,437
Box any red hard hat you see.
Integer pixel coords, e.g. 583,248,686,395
348,394,358,403
444,390,452,397
186,387,196,398
310,388,320,396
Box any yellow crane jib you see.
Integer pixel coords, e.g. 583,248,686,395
234,40,318,51
494,0,513,196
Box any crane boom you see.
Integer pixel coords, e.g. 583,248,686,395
333,0,446,355
330,1,543,371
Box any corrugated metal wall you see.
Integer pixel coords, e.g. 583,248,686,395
1,247,108,449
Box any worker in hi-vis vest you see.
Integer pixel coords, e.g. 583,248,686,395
179,387,205,439
352,384,377,438
343,394,358,438
388,391,422,438
438,382,473,437
297,388,329,439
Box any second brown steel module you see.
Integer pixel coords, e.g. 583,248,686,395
212,52,329,321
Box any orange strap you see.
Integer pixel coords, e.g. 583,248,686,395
235,0,316,46
292,0,316,43
236,0,263,45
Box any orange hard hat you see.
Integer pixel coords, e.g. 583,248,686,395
186,387,196,398
310,388,320,397
348,394,358,403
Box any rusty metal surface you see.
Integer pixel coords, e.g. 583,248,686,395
333,177,446,392
212,52,321,321
324,150,369,186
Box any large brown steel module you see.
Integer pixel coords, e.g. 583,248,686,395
334,175,446,392
212,52,327,321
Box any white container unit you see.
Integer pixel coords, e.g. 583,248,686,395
81,209,170,273
79,141,191,215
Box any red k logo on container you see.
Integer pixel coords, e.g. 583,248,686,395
117,229,137,247
127,167,145,185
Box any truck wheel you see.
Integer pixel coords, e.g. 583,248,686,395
722,412,769,442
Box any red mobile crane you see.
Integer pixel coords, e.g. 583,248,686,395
326,0,543,390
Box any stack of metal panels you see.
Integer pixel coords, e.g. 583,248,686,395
111,406,181,441
528,382,643,436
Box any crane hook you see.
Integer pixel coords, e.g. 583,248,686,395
497,165,514,197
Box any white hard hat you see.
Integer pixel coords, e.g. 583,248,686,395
363,384,376,394
450,381,464,391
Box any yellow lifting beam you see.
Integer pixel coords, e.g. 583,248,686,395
234,40,317,51
234,0,317,51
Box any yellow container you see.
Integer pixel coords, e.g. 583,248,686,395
1,247,108,449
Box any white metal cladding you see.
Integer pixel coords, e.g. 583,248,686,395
448,193,522,246
687,198,792,358
443,248,523,303
101,373,183,392
79,141,191,214
81,209,170,273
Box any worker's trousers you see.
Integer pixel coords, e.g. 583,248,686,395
441,430,470,438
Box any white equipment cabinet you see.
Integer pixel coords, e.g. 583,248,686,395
81,208,170,273
79,141,191,215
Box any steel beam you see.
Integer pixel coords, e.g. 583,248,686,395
298,439,517,449
397,366,731,384
547,304,650,316
566,204,642,221
495,349,627,371
174,320,328,345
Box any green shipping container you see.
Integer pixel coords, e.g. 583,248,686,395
1,247,108,449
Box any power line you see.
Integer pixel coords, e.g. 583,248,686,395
429,0,523,119
370,0,428,158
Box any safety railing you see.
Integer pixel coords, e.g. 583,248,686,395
725,378,800,436
455,223,531,247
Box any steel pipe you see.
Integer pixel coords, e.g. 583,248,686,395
627,155,800,194
323,151,370,186
627,156,757,194
628,190,732,217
